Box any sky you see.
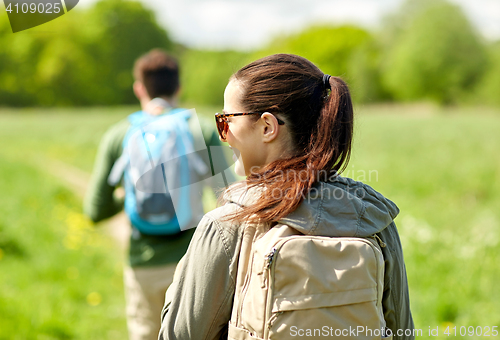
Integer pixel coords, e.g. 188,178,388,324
81,0,500,50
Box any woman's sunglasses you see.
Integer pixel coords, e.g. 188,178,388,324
214,112,285,140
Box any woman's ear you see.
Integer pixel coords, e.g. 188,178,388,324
260,112,281,143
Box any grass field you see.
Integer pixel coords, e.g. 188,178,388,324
0,104,499,339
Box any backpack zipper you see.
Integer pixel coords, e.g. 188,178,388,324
263,244,284,339
265,248,277,268
236,249,258,325
373,234,386,248
267,311,283,330
261,247,277,289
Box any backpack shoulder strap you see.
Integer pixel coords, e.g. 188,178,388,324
108,107,185,186
107,110,144,186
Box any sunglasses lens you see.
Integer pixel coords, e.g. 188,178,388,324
215,116,227,140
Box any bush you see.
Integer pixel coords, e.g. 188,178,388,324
381,0,487,104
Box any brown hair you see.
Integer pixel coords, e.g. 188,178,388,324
133,49,179,99
225,54,354,223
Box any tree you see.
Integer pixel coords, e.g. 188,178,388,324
179,49,248,107
381,0,487,104
0,18,44,106
80,0,174,105
254,25,384,103
474,42,500,107
0,0,173,106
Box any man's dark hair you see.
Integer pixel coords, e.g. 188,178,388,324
133,49,179,98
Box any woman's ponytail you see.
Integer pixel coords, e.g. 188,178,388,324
309,76,353,175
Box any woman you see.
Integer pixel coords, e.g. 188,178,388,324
159,54,414,340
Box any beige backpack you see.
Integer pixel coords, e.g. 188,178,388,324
228,223,391,340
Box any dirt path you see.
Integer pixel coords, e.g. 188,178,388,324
43,158,130,249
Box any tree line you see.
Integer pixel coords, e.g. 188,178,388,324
0,0,498,107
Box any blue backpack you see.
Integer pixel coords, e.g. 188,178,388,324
109,108,208,235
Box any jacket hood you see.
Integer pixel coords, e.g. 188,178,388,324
225,176,399,237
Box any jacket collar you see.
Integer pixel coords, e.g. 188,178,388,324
224,176,399,237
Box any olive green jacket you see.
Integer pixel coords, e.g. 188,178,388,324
160,176,414,340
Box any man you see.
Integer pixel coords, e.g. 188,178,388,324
84,49,232,340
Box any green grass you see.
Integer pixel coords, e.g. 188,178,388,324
0,103,499,338
0,158,126,339
352,104,500,337
0,104,224,339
